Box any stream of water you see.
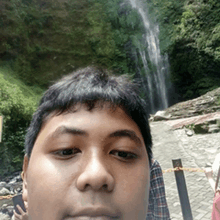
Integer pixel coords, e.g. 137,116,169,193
128,0,171,113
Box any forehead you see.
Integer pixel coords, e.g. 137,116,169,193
42,103,122,125
37,105,144,144
49,105,134,127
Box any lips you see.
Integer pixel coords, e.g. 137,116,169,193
65,206,120,219
65,217,117,220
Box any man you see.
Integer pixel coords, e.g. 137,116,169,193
20,66,169,219
15,160,170,220
15,161,170,220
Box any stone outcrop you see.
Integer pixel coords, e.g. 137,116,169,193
151,87,220,134
165,87,220,119
164,112,220,132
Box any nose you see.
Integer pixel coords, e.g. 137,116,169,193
76,152,115,192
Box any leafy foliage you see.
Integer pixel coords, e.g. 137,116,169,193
0,0,146,176
0,0,145,88
0,71,38,177
0,0,220,177
147,0,220,100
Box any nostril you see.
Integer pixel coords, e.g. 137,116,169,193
103,184,108,189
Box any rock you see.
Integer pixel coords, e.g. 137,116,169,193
0,203,15,219
16,188,21,193
185,129,194,136
0,182,7,188
8,179,16,185
205,162,212,167
165,87,220,119
152,111,171,121
1,204,7,209
208,124,220,133
9,175,22,185
0,172,25,219
1,171,22,184
6,206,14,217
149,114,154,122
0,188,10,196
0,204,15,218
10,191,15,195
0,213,10,220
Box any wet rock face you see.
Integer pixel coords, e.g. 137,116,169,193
0,172,23,219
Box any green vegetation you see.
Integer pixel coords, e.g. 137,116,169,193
1,0,219,96
0,0,145,177
147,0,220,99
0,0,144,88
0,0,220,177
0,66,44,101
0,66,41,177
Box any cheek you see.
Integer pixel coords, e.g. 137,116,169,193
26,156,76,219
27,155,70,201
115,164,150,216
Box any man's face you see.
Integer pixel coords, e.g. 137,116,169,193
22,106,150,220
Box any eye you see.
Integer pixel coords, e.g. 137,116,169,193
53,148,80,158
111,150,138,160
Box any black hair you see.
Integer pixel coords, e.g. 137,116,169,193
25,66,152,163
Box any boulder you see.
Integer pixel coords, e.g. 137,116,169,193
0,212,10,220
185,129,194,136
151,111,171,121
0,188,10,196
0,182,6,187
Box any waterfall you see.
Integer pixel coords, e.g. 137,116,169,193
128,0,170,113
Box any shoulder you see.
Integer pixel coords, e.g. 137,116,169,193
151,159,163,174
150,159,164,190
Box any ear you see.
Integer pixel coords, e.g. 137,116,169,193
22,155,29,203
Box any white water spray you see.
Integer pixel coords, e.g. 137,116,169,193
129,0,170,113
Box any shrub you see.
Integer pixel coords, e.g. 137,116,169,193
0,74,37,177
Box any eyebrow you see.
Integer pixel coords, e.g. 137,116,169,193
50,126,142,146
51,125,87,139
109,129,142,146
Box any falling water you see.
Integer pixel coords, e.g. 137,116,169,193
128,0,170,113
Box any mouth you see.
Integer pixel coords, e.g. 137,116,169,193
64,206,120,220
64,217,118,220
